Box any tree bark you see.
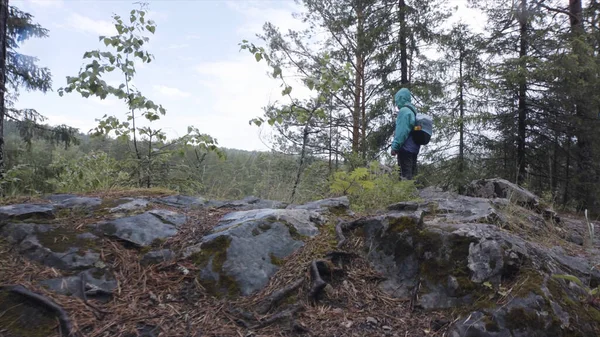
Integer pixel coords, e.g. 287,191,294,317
352,5,364,155
0,0,7,187
517,0,528,185
399,0,408,85
570,0,597,212
458,39,465,194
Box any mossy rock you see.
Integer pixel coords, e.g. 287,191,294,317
0,288,62,337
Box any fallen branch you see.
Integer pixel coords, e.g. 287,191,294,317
255,277,305,315
1,285,76,337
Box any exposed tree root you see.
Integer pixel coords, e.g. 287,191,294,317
335,218,365,248
1,285,76,337
309,260,330,302
255,277,305,315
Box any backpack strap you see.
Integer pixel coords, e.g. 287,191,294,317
402,105,418,130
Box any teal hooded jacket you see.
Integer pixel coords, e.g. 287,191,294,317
392,88,420,154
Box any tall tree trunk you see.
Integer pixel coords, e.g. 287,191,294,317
570,0,596,211
361,59,366,160
352,5,364,155
0,0,7,189
516,0,528,185
458,42,465,194
399,0,408,84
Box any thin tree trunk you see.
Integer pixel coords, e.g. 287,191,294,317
458,42,465,194
352,6,363,155
361,59,366,160
517,0,528,185
399,0,408,85
0,0,7,188
563,134,571,206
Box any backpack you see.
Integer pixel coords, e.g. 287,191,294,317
404,105,432,145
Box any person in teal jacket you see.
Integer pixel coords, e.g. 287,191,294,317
391,88,420,180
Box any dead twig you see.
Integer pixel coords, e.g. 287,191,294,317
255,277,305,315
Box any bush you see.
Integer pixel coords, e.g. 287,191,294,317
47,151,131,193
330,161,420,212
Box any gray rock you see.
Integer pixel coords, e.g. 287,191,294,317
0,203,55,223
94,211,182,247
57,197,102,209
193,208,322,297
40,268,116,301
465,178,539,207
468,240,504,283
141,249,176,266
46,194,77,203
354,204,600,336
387,201,419,212
425,193,505,225
209,196,288,210
215,208,323,237
109,198,149,213
0,222,39,243
154,195,207,208
148,209,187,227
287,196,350,215
1,222,101,270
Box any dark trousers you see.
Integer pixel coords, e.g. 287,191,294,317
397,150,418,180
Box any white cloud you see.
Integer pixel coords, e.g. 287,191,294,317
89,96,119,107
162,43,190,51
28,0,64,8
45,113,94,133
225,1,307,37
66,13,115,36
153,85,191,98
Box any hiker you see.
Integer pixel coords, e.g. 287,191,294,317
390,88,425,180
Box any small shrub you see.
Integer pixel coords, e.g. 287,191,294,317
330,161,420,212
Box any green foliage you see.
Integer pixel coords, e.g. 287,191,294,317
47,151,130,193
57,3,222,189
330,161,419,212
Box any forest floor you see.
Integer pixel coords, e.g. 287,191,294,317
0,190,451,337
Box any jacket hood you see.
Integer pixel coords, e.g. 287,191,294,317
394,88,412,108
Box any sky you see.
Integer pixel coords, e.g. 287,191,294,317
11,0,481,152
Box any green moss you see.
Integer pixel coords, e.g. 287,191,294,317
270,252,284,266
284,222,306,241
0,290,59,337
483,315,500,332
328,205,348,216
150,237,167,248
505,307,545,331
191,236,240,298
258,223,272,231
388,215,420,233
35,227,98,253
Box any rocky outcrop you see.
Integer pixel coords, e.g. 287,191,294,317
465,178,539,207
1,186,599,337
193,208,323,297
347,188,600,336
